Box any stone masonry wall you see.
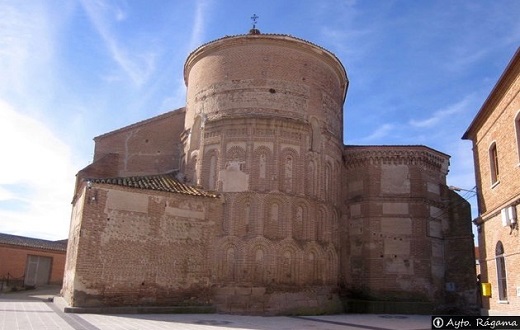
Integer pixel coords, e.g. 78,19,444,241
63,182,222,308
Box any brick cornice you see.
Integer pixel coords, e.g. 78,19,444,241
343,146,449,173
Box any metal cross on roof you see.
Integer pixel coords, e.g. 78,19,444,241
251,14,259,29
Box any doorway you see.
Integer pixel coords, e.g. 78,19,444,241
24,255,52,286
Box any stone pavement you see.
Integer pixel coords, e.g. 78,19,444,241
0,286,432,330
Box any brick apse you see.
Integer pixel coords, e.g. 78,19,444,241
62,31,476,315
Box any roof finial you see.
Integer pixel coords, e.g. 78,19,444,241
249,14,260,34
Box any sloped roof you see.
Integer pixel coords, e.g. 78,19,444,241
0,233,67,252
94,107,186,140
462,47,520,140
89,173,218,198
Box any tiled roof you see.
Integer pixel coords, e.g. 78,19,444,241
89,173,219,198
0,233,67,252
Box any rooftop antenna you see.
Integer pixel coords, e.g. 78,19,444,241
249,14,260,34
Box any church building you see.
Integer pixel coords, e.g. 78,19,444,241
61,29,476,315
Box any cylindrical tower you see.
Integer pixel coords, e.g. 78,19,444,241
183,32,347,192
183,31,348,314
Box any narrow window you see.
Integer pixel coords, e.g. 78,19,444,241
208,154,216,190
495,241,507,301
515,112,520,163
489,142,499,185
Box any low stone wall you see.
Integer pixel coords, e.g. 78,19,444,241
214,286,343,315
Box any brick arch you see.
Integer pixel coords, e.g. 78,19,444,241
324,245,339,284
332,159,341,203
305,156,317,197
232,194,255,237
279,147,300,194
303,242,325,284
324,160,333,201
202,148,219,190
252,146,273,191
292,201,310,241
330,208,340,247
245,239,275,284
264,196,286,239
276,241,301,284
225,145,246,172
310,117,322,152
215,237,244,283
316,205,329,243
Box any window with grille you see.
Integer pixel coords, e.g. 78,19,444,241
515,112,520,163
495,241,508,301
489,142,499,185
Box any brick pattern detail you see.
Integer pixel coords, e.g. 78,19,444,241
62,185,221,307
343,146,475,310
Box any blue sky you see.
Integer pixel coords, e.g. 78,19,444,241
0,0,518,240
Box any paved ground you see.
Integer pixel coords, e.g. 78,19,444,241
0,286,432,330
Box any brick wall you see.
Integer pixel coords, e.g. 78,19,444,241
0,244,66,285
478,210,520,315
470,72,520,214
183,34,346,188
464,50,520,315
343,146,476,312
184,34,347,133
93,109,186,178
62,183,222,307
178,35,348,314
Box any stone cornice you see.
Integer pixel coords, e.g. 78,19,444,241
343,146,450,174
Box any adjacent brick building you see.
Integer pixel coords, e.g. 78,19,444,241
0,233,67,288
62,30,476,315
463,47,520,315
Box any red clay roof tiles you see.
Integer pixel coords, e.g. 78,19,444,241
89,173,218,198
0,233,67,252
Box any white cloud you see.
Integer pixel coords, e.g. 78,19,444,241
79,0,157,87
409,95,474,128
0,1,56,99
0,100,78,240
0,186,13,201
188,0,211,51
358,123,395,143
